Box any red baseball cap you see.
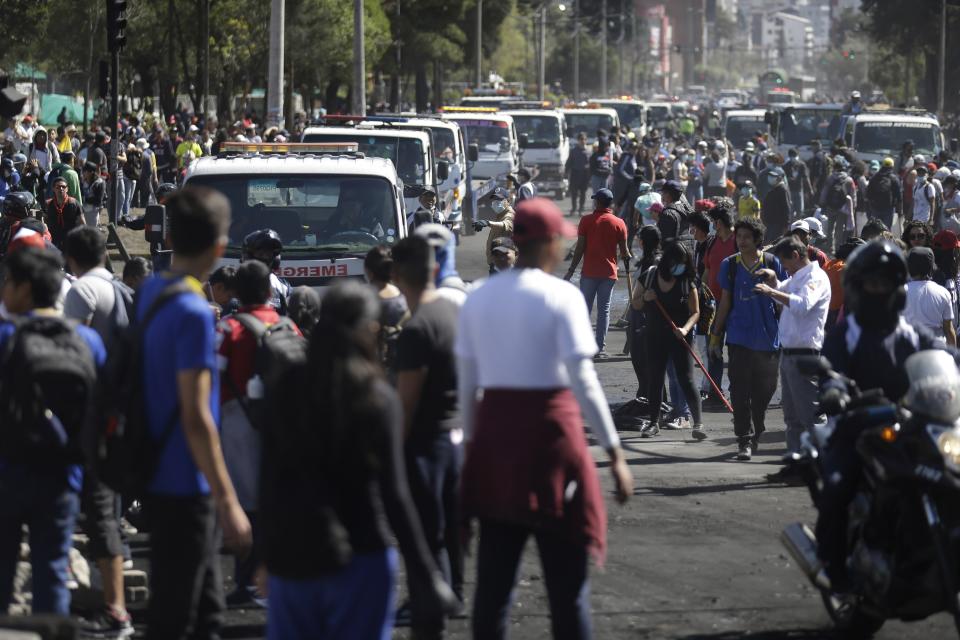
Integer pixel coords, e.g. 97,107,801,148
928,162,938,173
512,197,577,244
933,229,960,250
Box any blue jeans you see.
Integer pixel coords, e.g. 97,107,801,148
667,360,690,419
268,549,398,640
0,464,79,614
473,519,592,640
579,277,616,351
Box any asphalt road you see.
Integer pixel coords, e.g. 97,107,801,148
119,214,955,639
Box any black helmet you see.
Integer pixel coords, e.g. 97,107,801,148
1,191,35,219
1,158,13,174
11,153,26,170
843,239,908,332
156,183,178,204
242,228,283,270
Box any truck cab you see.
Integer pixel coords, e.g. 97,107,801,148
185,146,406,288
593,98,647,137
723,109,769,152
766,103,843,161
842,111,944,165
301,123,437,216
560,106,620,149
441,109,522,188
502,108,569,199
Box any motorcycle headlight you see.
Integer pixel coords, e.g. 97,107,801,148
937,430,960,471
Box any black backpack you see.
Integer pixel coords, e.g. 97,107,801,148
0,316,97,465
96,280,193,496
866,172,895,210
224,313,307,429
824,175,848,211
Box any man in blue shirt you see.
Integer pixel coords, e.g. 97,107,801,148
0,247,106,615
709,218,787,460
139,186,251,640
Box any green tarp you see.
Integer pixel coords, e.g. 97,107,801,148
39,94,94,126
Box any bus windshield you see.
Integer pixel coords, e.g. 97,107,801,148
301,133,426,185
187,174,399,254
854,121,941,157
511,114,561,149
452,119,513,155
779,108,842,145
609,104,644,130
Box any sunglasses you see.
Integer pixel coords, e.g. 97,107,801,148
909,233,927,240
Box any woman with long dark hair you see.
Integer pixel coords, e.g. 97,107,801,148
632,241,705,440
260,282,455,639
628,225,662,397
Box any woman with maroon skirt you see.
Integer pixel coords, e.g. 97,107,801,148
456,197,633,640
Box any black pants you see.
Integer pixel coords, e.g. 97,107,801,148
727,344,779,446
629,310,648,398
145,494,223,640
646,327,702,425
406,431,463,637
79,473,124,560
473,519,591,640
569,175,589,213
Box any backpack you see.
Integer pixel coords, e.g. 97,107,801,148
225,313,307,430
0,316,97,465
96,280,193,496
824,175,848,211
866,171,895,210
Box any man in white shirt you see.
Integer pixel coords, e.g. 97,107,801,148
456,197,631,638
904,247,956,346
753,235,831,461
912,164,937,226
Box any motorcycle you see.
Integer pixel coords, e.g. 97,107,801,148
781,350,960,638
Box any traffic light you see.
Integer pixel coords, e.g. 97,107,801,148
106,0,127,53
841,50,856,60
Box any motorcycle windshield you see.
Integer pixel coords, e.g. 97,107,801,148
904,350,960,424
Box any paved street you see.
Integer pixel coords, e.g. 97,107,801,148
120,223,956,639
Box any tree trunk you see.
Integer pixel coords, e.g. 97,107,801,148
325,80,341,113
433,61,443,113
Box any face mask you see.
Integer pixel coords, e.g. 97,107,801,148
671,264,686,277
741,188,752,197
492,199,507,214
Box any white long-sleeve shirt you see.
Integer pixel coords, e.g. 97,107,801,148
775,260,831,350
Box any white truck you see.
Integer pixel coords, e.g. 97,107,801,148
441,109,522,188
503,108,569,199
767,103,843,161
840,111,945,165
723,109,769,152
184,145,406,287
560,106,620,149
300,123,439,216
593,98,647,137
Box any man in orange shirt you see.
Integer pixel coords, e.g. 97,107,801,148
565,188,631,357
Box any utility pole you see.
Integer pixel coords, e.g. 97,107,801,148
538,5,546,100
267,0,285,127
202,0,209,119
601,0,608,96
573,0,580,101
617,0,625,94
938,0,946,115
352,0,366,114
476,0,483,87
392,0,401,112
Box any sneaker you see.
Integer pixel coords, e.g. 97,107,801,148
640,421,660,438
119,517,138,537
691,425,707,441
80,605,134,638
736,444,752,461
593,351,610,360
660,417,690,430
613,318,629,329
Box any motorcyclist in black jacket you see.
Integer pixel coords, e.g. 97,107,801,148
817,240,947,591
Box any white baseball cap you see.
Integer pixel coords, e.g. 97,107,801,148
803,216,825,239
789,219,811,234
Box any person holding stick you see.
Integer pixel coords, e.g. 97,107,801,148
631,241,707,441
752,235,831,483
